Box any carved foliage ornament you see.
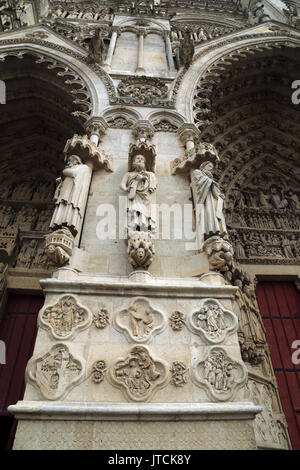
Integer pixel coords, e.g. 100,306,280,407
39,295,92,340
192,347,247,402
114,297,166,344
188,299,238,344
109,346,168,402
169,311,186,331
92,360,107,384
114,77,170,107
93,308,110,329
26,344,83,400
170,361,188,387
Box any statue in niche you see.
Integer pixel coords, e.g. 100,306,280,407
50,155,90,237
191,161,227,247
121,154,157,234
87,29,105,65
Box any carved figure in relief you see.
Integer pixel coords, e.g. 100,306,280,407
50,155,90,236
203,350,235,393
191,161,227,247
28,344,82,400
127,230,155,269
0,206,14,228
121,155,156,234
129,304,154,338
113,346,160,399
42,296,87,338
269,185,289,209
196,303,226,338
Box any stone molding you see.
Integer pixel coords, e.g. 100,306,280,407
8,401,262,421
40,277,238,299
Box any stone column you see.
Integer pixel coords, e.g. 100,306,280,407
178,123,199,153
165,32,176,72
103,28,119,71
136,30,145,75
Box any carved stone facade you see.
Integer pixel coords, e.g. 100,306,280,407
1,0,299,452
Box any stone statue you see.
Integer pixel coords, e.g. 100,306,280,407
87,29,105,65
50,155,90,237
120,154,157,234
191,160,227,247
179,30,194,69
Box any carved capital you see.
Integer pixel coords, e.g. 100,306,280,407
132,120,155,145
177,123,200,146
85,117,108,139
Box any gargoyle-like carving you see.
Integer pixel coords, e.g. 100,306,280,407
169,311,186,331
45,227,74,267
92,360,107,384
93,308,110,329
170,361,188,387
127,231,155,270
188,299,238,343
39,295,92,340
26,344,83,400
203,236,234,273
114,297,166,343
192,347,247,401
109,346,168,402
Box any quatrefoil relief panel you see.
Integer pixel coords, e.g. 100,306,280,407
192,346,247,402
113,297,166,343
187,298,238,344
26,343,84,400
39,295,92,340
109,346,169,402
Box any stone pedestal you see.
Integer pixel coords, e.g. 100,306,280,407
9,274,261,449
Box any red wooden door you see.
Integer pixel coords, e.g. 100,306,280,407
0,294,44,450
256,281,300,450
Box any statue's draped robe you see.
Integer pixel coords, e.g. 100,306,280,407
191,169,227,247
50,164,90,235
121,170,157,232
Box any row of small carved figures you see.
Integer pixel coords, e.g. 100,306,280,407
0,181,55,202
229,231,300,259
228,212,300,231
0,205,52,232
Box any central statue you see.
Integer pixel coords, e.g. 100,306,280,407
121,154,157,234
